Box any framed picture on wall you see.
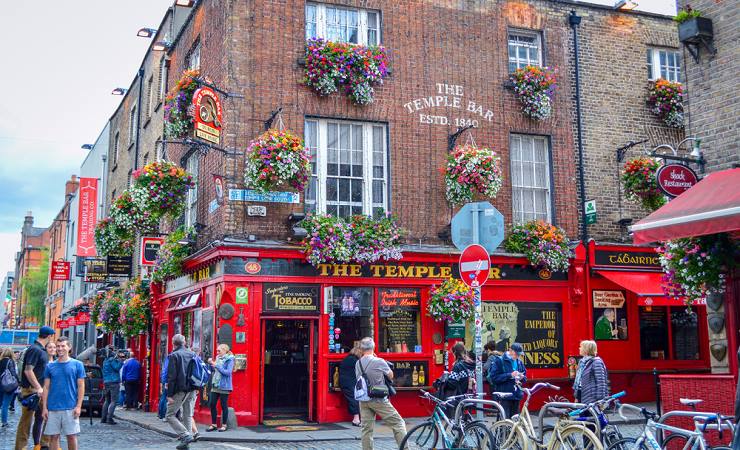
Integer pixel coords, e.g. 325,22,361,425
593,291,628,340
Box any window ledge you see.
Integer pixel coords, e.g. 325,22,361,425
127,142,135,152
143,117,151,129
296,57,393,75
154,101,163,112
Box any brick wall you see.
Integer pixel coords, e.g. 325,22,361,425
676,0,739,173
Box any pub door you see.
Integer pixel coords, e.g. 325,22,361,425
261,319,317,423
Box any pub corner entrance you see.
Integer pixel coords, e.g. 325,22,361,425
261,318,317,423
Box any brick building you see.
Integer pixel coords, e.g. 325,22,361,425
12,212,50,329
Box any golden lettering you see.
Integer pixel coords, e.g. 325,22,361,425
415,266,429,277
386,266,398,277
488,267,501,279
317,264,331,276
370,265,383,277
440,267,451,278
398,266,415,278
333,265,349,276
349,265,361,276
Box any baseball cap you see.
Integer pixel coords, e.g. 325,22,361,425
39,326,56,338
510,342,524,355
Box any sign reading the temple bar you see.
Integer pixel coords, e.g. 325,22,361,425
262,284,320,314
594,249,660,269
76,178,98,257
192,86,222,144
51,261,71,281
656,164,698,197
403,83,494,127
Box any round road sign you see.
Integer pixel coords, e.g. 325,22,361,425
459,244,491,288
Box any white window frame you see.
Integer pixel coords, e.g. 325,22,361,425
305,118,388,218
510,134,552,224
305,3,380,46
158,56,167,102
146,75,154,119
113,132,120,164
507,29,542,72
188,41,201,70
129,106,137,146
647,48,681,82
185,154,199,228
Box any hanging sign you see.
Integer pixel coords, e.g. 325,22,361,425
106,256,132,276
228,189,299,204
76,178,98,257
82,258,107,282
192,87,223,144
66,317,78,327
585,199,597,225
75,312,91,324
51,261,71,281
141,237,165,266
656,164,698,197
57,319,69,329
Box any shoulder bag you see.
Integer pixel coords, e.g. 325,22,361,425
359,359,389,398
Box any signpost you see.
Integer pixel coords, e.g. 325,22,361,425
585,199,597,225
451,202,505,418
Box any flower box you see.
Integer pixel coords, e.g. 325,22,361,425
678,17,713,44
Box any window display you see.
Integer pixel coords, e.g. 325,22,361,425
378,288,421,353
330,287,373,352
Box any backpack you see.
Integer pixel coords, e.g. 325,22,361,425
16,348,27,378
486,355,502,387
1,359,18,393
188,356,211,389
354,373,370,401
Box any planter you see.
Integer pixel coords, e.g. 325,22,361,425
678,17,713,44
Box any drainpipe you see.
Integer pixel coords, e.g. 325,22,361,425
134,67,145,170
569,11,588,244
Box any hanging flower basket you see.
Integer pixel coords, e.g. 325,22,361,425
109,190,157,234
244,129,311,192
164,69,200,138
510,66,557,120
151,226,194,284
648,79,684,128
504,220,570,272
304,38,389,105
427,279,475,323
132,161,194,220
622,157,666,211
657,234,739,305
118,278,151,337
90,292,105,325
99,289,123,333
301,214,404,266
94,218,134,256
444,144,503,206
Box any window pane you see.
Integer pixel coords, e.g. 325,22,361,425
647,49,653,79
338,178,350,201
331,287,373,352
348,10,359,43
367,11,378,45
338,205,350,217
326,178,338,201
351,179,362,202
378,288,421,353
671,308,699,360
639,306,669,360
372,180,384,203
305,4,317,39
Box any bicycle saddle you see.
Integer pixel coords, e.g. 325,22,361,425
491,392,514,400
679,398,703,407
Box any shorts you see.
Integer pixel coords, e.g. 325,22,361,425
44,409,81,436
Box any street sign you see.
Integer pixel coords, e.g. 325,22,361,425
67,317,78,327
57,319,69,329
585,199,597,225
459,244,491,288
51,261,71,281
451,202,504,253
141,237,165,266
235,287,249,305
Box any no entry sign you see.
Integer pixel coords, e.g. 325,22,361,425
459,244,491,288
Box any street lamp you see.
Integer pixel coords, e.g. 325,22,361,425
614,0,638,11
175,0,195,6
81,144,94,150
136,27,157,38
152,41,170,51
111,88,128,95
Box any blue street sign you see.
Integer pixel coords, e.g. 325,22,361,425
451,201,505,253
228,189,299,204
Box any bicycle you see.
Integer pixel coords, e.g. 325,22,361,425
564,391,628,449
607,403,732,450
490,382,604,450
659,399,735,450
398,389,496,449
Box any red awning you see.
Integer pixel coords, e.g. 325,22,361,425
631,168,740,244
595,270,665,296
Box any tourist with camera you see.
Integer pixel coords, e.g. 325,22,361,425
101,346,124,424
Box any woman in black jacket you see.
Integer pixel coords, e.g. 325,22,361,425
338,346,363,426
0,347,19,427
449,343,476,396
573,340,609,404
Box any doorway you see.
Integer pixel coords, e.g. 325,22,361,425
261,319,315,422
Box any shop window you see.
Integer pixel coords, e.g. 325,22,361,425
305,3,380,46
510,134,552,224
639,306,699,360
378,288,421,353
304,119,388,218
647,48,681,82
508,30,542,73
330,287,373,352
671,308,700,360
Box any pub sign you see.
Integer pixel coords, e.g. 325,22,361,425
262,284,320,314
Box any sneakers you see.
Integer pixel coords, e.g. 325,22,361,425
193,432,200,442
107,419,118,425
176,435,195,450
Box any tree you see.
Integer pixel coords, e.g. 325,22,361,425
20,248,49,325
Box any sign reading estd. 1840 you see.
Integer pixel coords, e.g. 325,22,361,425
262,284,320,314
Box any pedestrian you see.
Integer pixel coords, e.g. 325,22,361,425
0,346,19,427
165,334,197,450
483,340,502,394
573,340,609,404
101,346,123,424
121,351,141,410
355,337,406,450
448,342,476,396
206,344,234,432
41,336,85,450
491,342,527,419
157,356,169,421
15,325,54,450
46,342,57,363
10,351,20,412
339,345,362,427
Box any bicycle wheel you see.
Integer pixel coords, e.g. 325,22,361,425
399,421,440,450
490,419,528,450
605,437,638,450
660,433,687,450
455,421,496,450
555,425,603,450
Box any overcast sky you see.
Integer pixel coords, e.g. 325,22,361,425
0,0,676,278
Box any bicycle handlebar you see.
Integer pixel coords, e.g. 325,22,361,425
525,382,560,396
568,391,627,417
618,403,658,421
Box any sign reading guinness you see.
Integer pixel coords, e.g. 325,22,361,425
594,250,660,269
262,284,320,314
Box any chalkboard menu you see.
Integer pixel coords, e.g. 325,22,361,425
328,359,430,391
378,289,421,353
262,284,320,314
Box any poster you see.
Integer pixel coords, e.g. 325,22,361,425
339,290,362,316
474,301,563,368
592,291,628,340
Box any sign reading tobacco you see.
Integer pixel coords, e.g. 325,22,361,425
262,284,320,314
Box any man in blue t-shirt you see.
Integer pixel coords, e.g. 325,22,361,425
41,336,85,450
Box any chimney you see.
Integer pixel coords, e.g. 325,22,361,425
65,175,79,197
23,211,33,234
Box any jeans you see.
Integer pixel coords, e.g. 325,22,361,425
1,391,13,424
14,387,49,450
158,390,168,420
124,380,139,408
501,399,520,419
341,387,360,415
102,382,120,422
209,392,230,426
359,400,406,450
165,390,197,441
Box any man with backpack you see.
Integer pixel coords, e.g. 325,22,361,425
165,334,197,450
15,326,54,450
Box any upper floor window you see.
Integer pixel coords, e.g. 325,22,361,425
647,48,681,82
185,154,199,228
508,30,542,73
146,75,154,119
187,40,201,70
129,106,137,146
113,131,120,164
510,134,552,224
304,119,388,218
158,56,167,102
305,3,380,46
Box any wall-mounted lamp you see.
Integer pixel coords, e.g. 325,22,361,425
614,0,638,11
136,28,157,38
152,41,170,51
81,144,94,150
175,0,195,6
111,88,128,95
648,136,706,173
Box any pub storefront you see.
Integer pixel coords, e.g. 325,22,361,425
147,244,585,426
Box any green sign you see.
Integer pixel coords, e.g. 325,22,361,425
235,287,249,304
445,321,466,339
585,200,597,224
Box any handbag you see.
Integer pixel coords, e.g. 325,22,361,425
1,360,18,394
384,373,397,397
359,359,389,399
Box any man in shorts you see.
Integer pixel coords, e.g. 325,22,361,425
41,336,85,450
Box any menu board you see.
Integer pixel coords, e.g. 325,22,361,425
378,289,421,353
378,288,420,316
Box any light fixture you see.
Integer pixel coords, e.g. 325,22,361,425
81,144,94,150
136,27,157,38
175,0,195,6
152,41,170,51
614,0,638,11
690,139,702,158
111,88,128,95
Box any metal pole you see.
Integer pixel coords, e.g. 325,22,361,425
470,204,484,420
569,11,588,244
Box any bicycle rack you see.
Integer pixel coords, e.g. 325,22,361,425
453,397,507,425
537,402,592,440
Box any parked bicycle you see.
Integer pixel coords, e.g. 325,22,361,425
659,398,735,449
564,391,628,449
490,382,603,450
398,389,496,449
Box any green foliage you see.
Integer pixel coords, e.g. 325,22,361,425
674,7,701,24
151,227,194,284
20,248,49,324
